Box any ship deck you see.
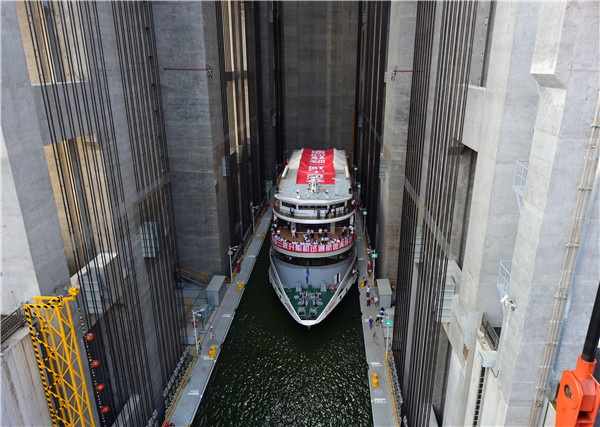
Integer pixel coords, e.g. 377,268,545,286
273,224,353,243
283,285,337,320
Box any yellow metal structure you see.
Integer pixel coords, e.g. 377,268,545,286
24,287,94,427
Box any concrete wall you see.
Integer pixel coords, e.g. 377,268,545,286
1,127,40,314
154,1,230,275
442,348,466,426
458,0,540,328
282,1,358,155
1,0,70,301
479,369,508,426
501,1,599,422
1,329,53,426
377,1,416,280
257,2,278,184
442,1,599,424
444,5,538,423
3,1,185,420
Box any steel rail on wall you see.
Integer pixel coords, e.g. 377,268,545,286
393,1,478,425
24,1,181,425
393,0,437,410
357,1,388,249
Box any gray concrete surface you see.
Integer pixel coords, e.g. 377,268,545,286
153,1,231,276
282,2,358,154
355,214,401,427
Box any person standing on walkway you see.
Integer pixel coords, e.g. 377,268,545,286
374,296,379,308
367,296,371,306
366,285,370,297
369,316,373,329
210,326,215,340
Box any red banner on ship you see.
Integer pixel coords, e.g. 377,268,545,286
296,149,335,185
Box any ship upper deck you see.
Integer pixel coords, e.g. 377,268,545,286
274,148,353,207
270,225,355,257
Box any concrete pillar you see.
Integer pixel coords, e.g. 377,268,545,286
153,2,231,274
1,329,53,426
377,1,416,280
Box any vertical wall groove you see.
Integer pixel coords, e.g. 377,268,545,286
393,2,477,425
24,1,180,424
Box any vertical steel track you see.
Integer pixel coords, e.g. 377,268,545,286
24,1,180,425
356,1,389,251
392,2,478,425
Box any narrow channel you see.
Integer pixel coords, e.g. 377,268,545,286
193,240,373,426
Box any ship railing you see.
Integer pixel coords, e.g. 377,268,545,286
272,199,356,220
268,251,287,295
268,252,305,324
313,251,357,323
339,252,357,287
270,233,354,254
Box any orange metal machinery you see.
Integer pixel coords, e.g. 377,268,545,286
556,282,600,426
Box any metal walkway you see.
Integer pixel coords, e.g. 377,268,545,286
354,214,401,427
166,208,272,426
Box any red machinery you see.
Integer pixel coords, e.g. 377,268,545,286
556,282,600,426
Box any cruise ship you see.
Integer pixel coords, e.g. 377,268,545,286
268,148,358,326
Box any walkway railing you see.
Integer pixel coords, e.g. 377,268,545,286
177,265,211,287
272,199,355,220
512,160,529,212
497,260,511,296
227,197,269,284
0,306,27,343
387,353,403,426
481,312,500,351
162,348,197,426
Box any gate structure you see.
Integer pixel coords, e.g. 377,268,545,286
24,287,94,427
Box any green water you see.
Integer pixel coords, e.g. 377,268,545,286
193,241,372,426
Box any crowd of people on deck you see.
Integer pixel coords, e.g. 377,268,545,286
270,218,355,249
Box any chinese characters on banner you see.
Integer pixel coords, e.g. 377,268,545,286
272,234,354,254
296,149,336,185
